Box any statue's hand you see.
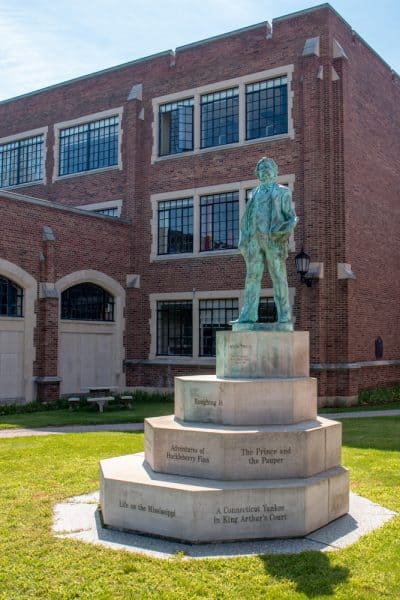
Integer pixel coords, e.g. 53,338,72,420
270,230,290,241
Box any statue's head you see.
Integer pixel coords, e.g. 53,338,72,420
255,157,278,183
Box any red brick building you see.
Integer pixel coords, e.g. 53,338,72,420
0,3,399,405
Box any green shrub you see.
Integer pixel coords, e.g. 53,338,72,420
358,385,400,406
0,398,69,416
0,389,173,416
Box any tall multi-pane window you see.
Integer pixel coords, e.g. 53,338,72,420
0,135,44,187
201,88,239,148
246,76,288,140
200,192,239,251
158,198,193,255
157,301,192,356
59,116,119,176
258,297,278,323
159,99,194,156
61,283,114,321
199,299,238,356
0,276,23,317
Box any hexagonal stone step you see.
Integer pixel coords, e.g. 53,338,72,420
100,453,349,543
145,416,342,480
175,375,317,425
216,331,309,379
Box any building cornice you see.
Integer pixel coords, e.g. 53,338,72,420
0,190,130,224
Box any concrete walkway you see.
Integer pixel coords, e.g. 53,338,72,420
0,422,144,438
322,409,400,419
0,409,399,439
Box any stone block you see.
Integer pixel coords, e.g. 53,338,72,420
174,375,317,425
328,467,350,521
216,331,309,379
100,453,349,543
145,416,342,480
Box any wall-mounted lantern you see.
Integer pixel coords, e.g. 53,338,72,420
295,247,313,286
295,247,324,287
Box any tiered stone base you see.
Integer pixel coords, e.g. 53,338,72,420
100,454,349,543
100,331,349,542
145,416,342,480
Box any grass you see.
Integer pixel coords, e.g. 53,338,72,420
0,400,398,430
0,417,399,598
319,402,400,413
0,398,174,430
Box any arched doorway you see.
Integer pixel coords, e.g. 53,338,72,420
56,270,125,395
0,260,36,404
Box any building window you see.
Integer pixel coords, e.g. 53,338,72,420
94,206,119,217
200,192,239,251
201,88,239,148
159,99,194,156
258,297,278,323
199,298,238,356
157,300,192,356
158,198,193,255
0,276,23,317
246,76,288,140
61,283,114,321
59,116,119,176
0,135,44,187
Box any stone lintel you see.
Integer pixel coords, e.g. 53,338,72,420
39,282,59,299
302,36,320,57
127,83,143,101
333,39,348,59
42,225,56,241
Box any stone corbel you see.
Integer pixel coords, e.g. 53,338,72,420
338,263,356,280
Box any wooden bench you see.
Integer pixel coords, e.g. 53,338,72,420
68,397,80,411
120,395,134,409
87,396,114,413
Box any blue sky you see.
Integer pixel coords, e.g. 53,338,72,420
0,0,399,102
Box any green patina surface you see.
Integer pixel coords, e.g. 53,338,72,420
234,157,298,329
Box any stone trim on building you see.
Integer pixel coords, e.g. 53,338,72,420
151,65,295,163
150,175,296,261
148,287,296,362
52,107,124,182
0,126,48,188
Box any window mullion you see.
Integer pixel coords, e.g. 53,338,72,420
86,126,91,171
193,297,199,359
239,82,245,143
16,142,21,185
194,93,200,151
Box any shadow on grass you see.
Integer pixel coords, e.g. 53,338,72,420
341,417,400,452
261,551,349,597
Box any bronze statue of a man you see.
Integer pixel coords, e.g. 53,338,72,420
235,157,298,326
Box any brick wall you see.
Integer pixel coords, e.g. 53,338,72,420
0,4,399,401
0,193,130,400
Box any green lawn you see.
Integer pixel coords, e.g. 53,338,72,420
0,400,174,430
1,400,399,430
0,417,399,599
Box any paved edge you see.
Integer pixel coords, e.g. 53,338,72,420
53,491,397,560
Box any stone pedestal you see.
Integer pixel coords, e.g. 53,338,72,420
100,330,349,543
